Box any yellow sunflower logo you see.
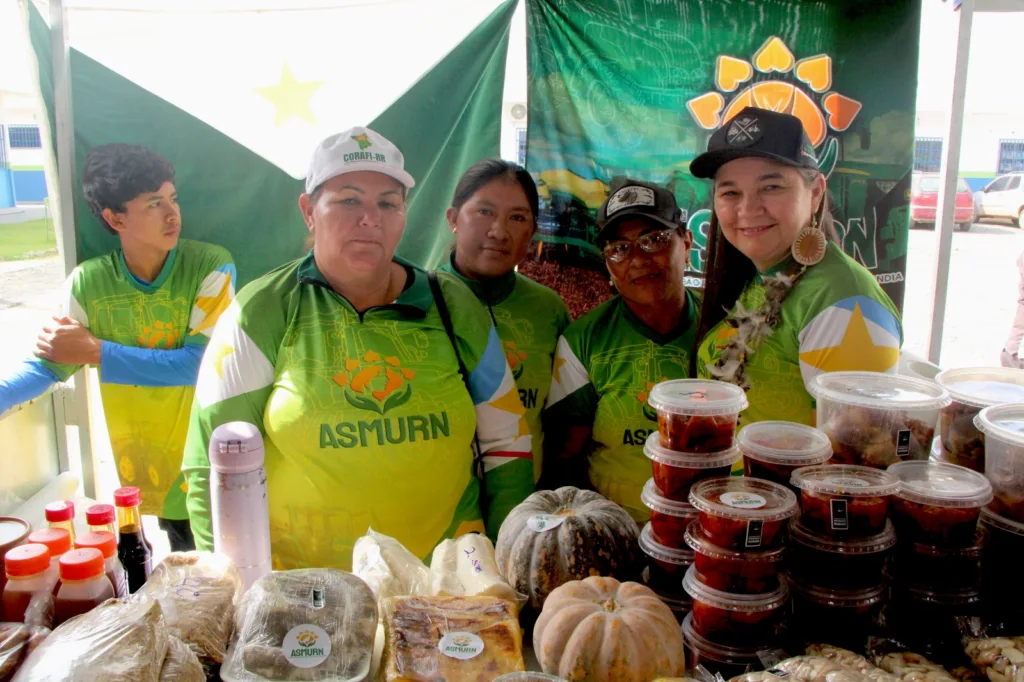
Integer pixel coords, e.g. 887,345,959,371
637,377,668,422
296,630,319,647
333,350,416,414
504,341,528,381
136,319,179,349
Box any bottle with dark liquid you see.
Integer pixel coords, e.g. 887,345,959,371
113,487,152,593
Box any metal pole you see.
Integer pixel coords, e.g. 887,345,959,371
927,0,974,365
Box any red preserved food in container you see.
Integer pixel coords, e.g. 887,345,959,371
648,379,747,453
890,531,983,589
642,478,700,547
688,477,797,550
738,421,832,491
684,520,783,594
681,612,763,680
792,464,898,537
639,522,694,594
644,433,738,501
682,565,787,647
27,528,71,596
886,579,983,659
789,581,884,648
887,461,992,546
936,368,1024,472
975,404,1024,522
785,517,895,591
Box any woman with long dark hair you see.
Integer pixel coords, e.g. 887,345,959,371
692,107,902,426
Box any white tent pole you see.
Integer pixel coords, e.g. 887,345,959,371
928,0,975,365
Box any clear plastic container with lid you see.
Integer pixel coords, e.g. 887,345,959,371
887,461,992,546
639,522,694,594
791,464,899,537
45,501,76,544
890,531,983,589
85,504,117,535
935,367,1024,471
682,565,788,647
641,567,694,624
975,404,1024,522
785,517,895,590
738,421,833,490
75,531,128,598
688,477,797,550
979,507,1024,599
681,612,763,679
811,371,950,468
788,582,884,648
647,379,748,453
2,543,53,627
642,478,701,546
54,548,115,626
683,520,783,594
645,433,738,501
886,578,983,658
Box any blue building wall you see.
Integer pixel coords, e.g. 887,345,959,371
12,170,47,203
0,169,14,208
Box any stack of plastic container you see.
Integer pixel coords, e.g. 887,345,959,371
638,379,748,625
934,367,1024,472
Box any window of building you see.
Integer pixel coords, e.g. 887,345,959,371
913,138,943,173
516,127,527,167
8,124,42,149
999,140,1024,174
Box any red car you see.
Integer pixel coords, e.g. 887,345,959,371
911,172,975,232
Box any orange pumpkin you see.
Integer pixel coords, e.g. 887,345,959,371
534,577,687,682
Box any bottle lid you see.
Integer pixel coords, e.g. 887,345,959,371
27,527,71,556
644,433,740,467
86,504,115,526
682,564,788,612
45,500,75,523
791,464,900,497
935,367,1024,409
809,371,951,411
639,523,695,565
209,422,266,474
75,531,117,559
683,520,786,563
648,379,748,417
113,487,141,508
4,543,50,576
887,461,992,509
641,479,702,519
737,421,833,466
59,548,106,581
688,476,798,522
974,403,1024,446
788,517,897,555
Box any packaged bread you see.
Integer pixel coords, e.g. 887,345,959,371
874,652,957,682
159,636,205,682
379,595,525,682
353,529,430,602
0,624,48,682
135,551,243,668
963,637,1024,682
221,569,377,682
730,657,871,682
12,599,169,682
807,645,900,682
428,534,519,605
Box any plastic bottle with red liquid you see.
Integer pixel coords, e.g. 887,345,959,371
113,487,152,593
75,532,128,598
54,548,114,626
27,527,71,595
2,544,53,627
86,504,117,535
45,501,76,544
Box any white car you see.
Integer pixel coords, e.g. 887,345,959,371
974,173,1024,228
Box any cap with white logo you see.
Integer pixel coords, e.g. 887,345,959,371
305,126,415,194
596,176,685,246
690,106,820,179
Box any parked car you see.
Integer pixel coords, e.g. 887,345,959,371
975,172,1024,228
910,172,975,231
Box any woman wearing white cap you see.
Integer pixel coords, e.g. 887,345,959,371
182,127,534,570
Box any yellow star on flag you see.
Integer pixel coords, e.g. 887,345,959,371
552,356,567,384
190,276,233,336
491,386,527,416
210,344,236,379
255,64,323,127
799,303,900,373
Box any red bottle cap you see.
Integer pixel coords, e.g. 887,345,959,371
27,528,71,557
4,543,50,577
113,487,141,508
75,531,116,560
59,548,105,581
86,504,115,526
45,500,75,523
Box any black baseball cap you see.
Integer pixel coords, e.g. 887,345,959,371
690,107,820,179
596,176,685,246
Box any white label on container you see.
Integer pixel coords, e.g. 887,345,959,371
720,492,766,509
527,514,566,532
439,632,485,660
823,476,870,488
284,624,331,668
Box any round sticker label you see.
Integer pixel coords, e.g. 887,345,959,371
527,514,566,532
438,632,485,660
284,624,331,669
720,492,766,509
823,476,870,488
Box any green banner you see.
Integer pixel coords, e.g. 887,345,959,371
526,0,920,311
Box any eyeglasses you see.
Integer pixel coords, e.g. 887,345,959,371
602,227,679,263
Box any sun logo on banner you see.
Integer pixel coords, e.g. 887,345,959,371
333,350,417,414
686,36,863,178
504,341,527,381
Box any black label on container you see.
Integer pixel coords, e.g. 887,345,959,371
831,499,850,530
311,588,325,609
745,519,764,548
896,430,912,458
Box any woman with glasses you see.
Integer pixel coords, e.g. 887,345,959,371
543,177,696,521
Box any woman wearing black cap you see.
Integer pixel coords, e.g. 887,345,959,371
542,177,696,521
691,106,902,426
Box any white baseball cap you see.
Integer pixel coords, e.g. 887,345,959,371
305,126,415,194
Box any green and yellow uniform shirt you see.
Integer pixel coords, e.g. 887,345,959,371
698,243,903,426
544,292,698,521
440,257,570,482
40,239,235,518
183,254,534,570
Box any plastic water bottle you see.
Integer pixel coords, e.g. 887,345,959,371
209,422,272,589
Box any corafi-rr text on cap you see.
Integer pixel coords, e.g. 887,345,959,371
305,126,415,194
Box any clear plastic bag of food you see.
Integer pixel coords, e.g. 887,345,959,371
160,635,205,682
807,644,900,682
0,624,48,682
733,656,871,682
352,529,429,603
963,637,1024,682
873,651,957,682
135,551,243,668
428,534,522,608
12,599,169,682
221,569,377,682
